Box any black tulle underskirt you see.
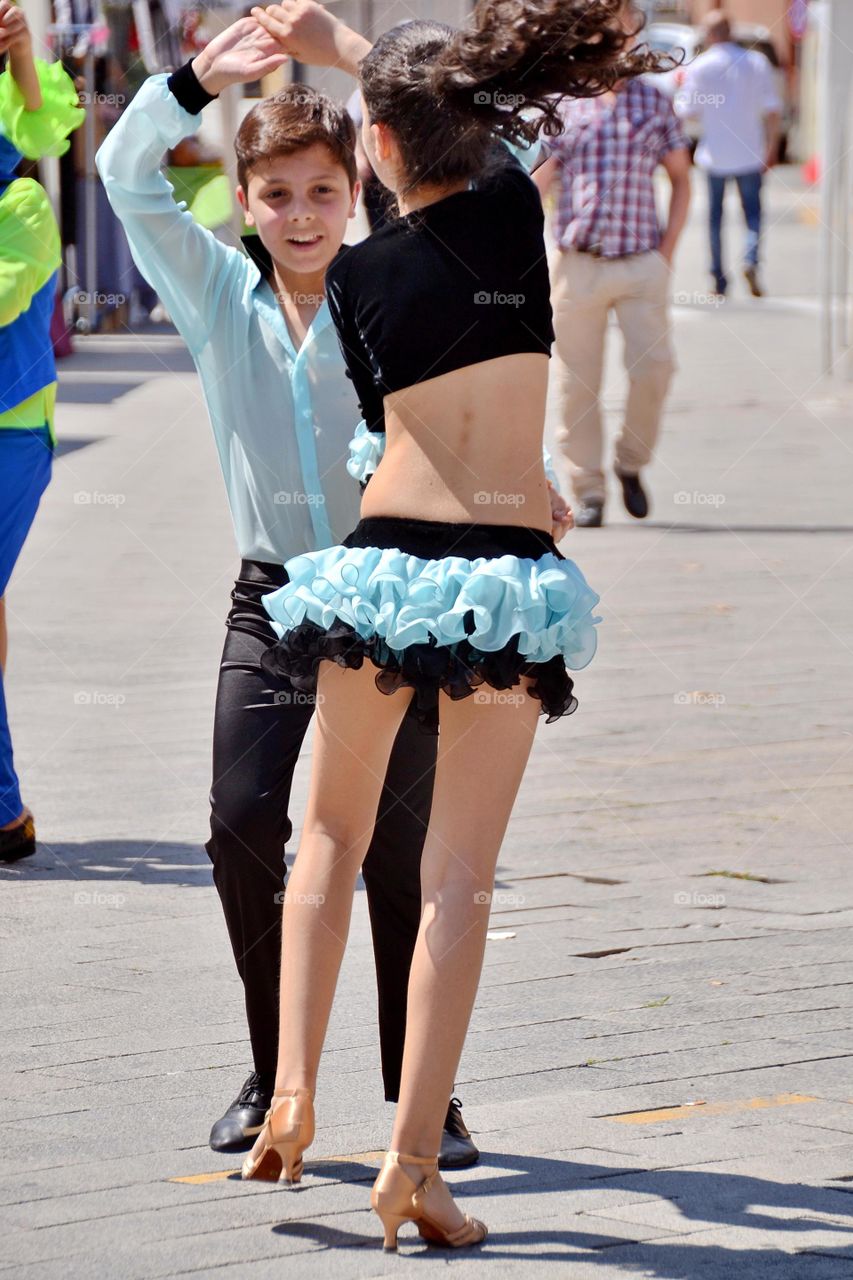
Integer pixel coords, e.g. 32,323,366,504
260,616,578,736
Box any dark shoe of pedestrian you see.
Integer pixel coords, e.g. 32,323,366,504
439,1096,480,1169
618,472,649,519
573,499,604,528
711,274,727,299
209,1071,274,1152
743,264,764,297
0,808,36,862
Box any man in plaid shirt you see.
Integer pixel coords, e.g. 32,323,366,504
535,64,691,526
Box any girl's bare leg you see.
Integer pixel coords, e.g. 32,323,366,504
246,655,542,1224
391,684,541,1167
265,660,415,1099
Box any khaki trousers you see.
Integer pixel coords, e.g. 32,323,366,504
551,247,676,504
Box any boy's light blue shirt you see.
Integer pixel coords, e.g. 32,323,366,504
96,77,558,564
96,73,362,562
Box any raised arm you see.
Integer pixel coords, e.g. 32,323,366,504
251,2,371,76
95,17,287,351
0,0,41,110
0,2,83,159
252,1,548,175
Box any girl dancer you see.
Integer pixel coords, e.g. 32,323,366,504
244,0,660,1249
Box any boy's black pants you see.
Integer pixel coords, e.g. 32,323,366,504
205,560,436,1100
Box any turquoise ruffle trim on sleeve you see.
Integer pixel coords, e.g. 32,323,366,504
346,421,561,493
345,420,386,482
263,545,601,669
0,59,85,161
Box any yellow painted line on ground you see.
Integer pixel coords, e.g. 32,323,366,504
605,1092,818,1125
171,1170,237,1184
169,1152,386,1185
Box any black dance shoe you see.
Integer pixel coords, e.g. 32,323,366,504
439,1096,480,1169
0,810,36,862
618,472,649,519
209,1071,275,1152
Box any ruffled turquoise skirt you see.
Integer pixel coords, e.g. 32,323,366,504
261,517,601,733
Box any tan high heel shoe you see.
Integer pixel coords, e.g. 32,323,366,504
241,1087,314,1184
371,1150,488,1250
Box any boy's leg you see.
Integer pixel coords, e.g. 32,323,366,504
205,562,315,1150
361,703,435,1103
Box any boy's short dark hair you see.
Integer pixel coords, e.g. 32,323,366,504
235,85,358,192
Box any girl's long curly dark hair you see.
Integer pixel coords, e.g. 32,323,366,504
359,0,673,192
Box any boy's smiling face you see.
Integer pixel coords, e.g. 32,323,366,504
237,143,359,277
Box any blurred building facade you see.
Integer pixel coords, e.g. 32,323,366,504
639,0,801,63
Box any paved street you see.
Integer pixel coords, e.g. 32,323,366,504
2,165,853,1277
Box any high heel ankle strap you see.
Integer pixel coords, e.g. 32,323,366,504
272,1087,313,1099
386,1150,439,1166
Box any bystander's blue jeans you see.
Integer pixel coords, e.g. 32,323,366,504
0,427,53,825
707,170,763,288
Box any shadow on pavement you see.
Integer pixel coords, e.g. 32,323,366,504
473,1150,853,1232
60,341,195,376
0,838,212,884
263,1149,853,1268
0,839,369,893
56,380,145,405
53,435,104,458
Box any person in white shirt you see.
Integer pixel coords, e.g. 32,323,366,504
675,10,782,297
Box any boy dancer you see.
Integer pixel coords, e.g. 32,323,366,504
97,15,573,1167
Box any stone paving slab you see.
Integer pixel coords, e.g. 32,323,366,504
3,167,853,1275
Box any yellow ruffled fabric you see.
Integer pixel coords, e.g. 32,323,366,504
0,58,84,160
0,177,60,322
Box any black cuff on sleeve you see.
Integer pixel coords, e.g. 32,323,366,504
167,59,217,115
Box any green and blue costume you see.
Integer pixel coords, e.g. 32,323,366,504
0,58,83,824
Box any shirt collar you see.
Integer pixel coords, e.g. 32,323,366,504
242,232,274,289
242,233,346,295
242,233,334,358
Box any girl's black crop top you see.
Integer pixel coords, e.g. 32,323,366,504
325,154,555,433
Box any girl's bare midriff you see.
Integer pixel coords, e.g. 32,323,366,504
360,352,552,530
